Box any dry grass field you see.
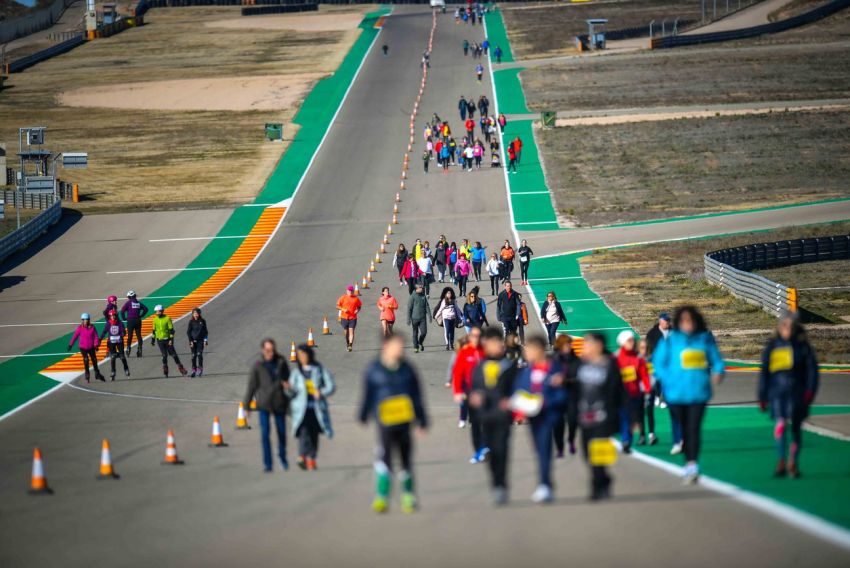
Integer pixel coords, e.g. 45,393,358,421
581,222,850,362
0,5,371,212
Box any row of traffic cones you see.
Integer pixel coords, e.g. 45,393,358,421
28,407,259,493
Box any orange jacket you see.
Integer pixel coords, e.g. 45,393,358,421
376,296,399,322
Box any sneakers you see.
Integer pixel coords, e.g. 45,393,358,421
648,433,659,446
569,442,576,455
556,449,565,459
297,456,307,471
670,442,683,455
622,443,632,455
682,462,700,485
637,435,647,446
306,458,317,471
774,458,787,478
444,381,451,388
347,344,353,352
124,369,131,378
372,497,388,514
163,365,169,377
469,452,482,464
531,484,554,504
458,420,467,429
479,447,490,462
414,346,420,353
280,458,289,471
400,492,417,514
491,487,508,507
110,372,116,382
190,368,197,378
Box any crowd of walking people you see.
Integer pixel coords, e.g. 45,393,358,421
421,101,512,173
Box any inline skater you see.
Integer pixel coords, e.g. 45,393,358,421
120,290,148,357
68,313,104,383
187,307,209,378
151,305,187,377
101,309,130,380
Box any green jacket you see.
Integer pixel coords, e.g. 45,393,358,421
153,314,175,340
407,291,432,324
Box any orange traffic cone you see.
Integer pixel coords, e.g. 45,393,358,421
392,213,398,225
362,276,369,290
97,439,120,479
250,398,258,410
383,234,389,245
290,341,297,362
370,261,377,273
401,170,407,180
368,271,375,283
322,315,331,335
387,224,393,235
400,180,406,190
393,203,399,214
375,252,382,264
380,242,387,254
354,283,360,296
307,327,316,347
209,416,228,447
28,447,53,494
236,402,251,430
162,430,184,465
395,192,401,203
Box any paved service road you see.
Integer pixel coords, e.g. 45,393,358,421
0,7,848,567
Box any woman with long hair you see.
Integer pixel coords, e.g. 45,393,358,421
289,344,336,471
376,287,399,338
433,287,463,350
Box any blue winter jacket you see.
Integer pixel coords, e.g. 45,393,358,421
359,359,428,429
652,330,724,405
512,360,567,415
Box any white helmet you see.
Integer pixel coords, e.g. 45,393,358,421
154,304,164,312
127,290,136,297
617,330,636,347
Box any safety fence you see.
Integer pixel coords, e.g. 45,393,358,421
242,3,317,15
6,33,85,73
704,235,850,316
0,199,61,264
575,19,697,49
3,190,57,210
0,0,74,44
652,0,850,48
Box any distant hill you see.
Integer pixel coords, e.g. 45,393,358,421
0,0,53,21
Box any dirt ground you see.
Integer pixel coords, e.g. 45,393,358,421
539,109,850,226
501,0,705,59
757,259,850,325
522,41,850,111
580,222,850,362
0,5,370,211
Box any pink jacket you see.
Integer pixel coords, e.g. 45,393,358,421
455,258,472,277
70,324,100,351
402,258,421,280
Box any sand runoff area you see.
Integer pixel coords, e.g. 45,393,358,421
204,12,365,32
59,73,325,111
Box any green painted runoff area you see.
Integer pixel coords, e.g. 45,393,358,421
637,406,850,530
0,8,391,418
484,9,514,63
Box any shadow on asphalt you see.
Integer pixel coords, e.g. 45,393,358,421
0,208,82,276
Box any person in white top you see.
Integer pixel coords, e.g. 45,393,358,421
486,253,502,296
417,254,434,296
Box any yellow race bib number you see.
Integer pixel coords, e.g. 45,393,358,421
621,366,637,383
769,347,794,373
681,349,707,370
483,361,501,388
378,395,415,427
305,380,317,396
589,438,618,466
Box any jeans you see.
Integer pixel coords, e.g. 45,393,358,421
545,322,559,346
443,320,456,346
501,319,518,337
670,406,683,445
468,405,484,453
258,410,287,471
190,341,204,369
530,412,558,487
669,403,706,462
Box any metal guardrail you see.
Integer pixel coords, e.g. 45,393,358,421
704,235,850,316
0,0,74,44
652,0,850,48
0,199,61,264
7,33,86,73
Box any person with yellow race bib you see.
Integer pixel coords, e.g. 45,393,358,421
358,333,429,514
575,332,623,501
652,306,725,485
615,331,651,454
757,315,819,479
289,344,336,472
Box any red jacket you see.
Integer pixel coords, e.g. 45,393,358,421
401,258,421,279
465,119,475,132
452,343,484,395
507,147,516,160
616,348,651,398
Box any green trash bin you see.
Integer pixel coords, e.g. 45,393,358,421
541,111,557,128
265,123,283,141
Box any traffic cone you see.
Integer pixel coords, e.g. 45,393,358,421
369,261,376,273
368,271,375,283
236,402,251,430
307,327,316,347
381,242,387,254
162,429,184,465
393,203,398,215
383,234,389,245
290,341,297,362
337,309,342,320
407,143,412,152
392,213,398,225
250,398,257,410
400,180,406,190
28,448,53,494
401,170,407,180
322,315,331,335
354,283,360,296
97,439,120,479
209,416,228,448
387,224,393,235
362,276,369,290
395,192,401,203
375,252,382,264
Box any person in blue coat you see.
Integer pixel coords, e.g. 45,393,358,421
289,344,336,472
359,332,429,514
758,314,818,478
511,335,567,504
652,305,724,484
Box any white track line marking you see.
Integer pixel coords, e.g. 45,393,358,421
0,322,78,327
803,423,850,442
564,326,632,332
512,191,551,195
527,276,583,282
57,295,213,303
628,450,850,551
558,298,604,303
0,10,389,424
148,235,271,242
106,266,247,275
515,220,557,225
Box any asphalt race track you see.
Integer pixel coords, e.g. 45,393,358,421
0,7,848,566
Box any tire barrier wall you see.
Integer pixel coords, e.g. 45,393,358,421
652,0,850,48
704,235,850,316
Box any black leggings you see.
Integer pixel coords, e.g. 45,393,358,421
669,403,707,462
190,341,204,368
472,261,482,280
377,426,412,473
107,342,129,374
297,408,321,459
581,426,612,492
126,318,143,352
157,339,183,367
489,275,499,295
81,348,102,378
520,262,530,282
483,419,511,489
